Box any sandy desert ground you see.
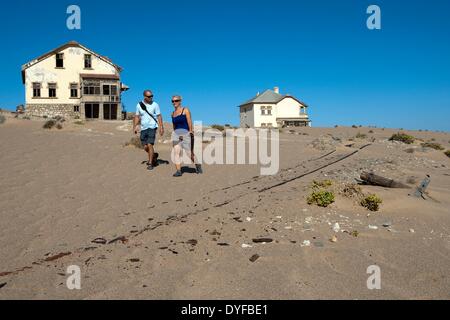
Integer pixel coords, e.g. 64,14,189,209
0,114,449,299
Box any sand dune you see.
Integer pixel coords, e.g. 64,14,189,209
0,117,449,299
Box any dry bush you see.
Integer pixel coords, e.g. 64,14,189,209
355,132,367,139
406,176,418,185
340,183,364,199
211,124,225,131
43,120,56,129
445,150,450,158
125,136,143,149
311,180,333,189
421,142,444,150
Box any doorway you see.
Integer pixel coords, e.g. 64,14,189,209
85,103,99,119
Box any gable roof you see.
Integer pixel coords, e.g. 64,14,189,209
21,41,122,83
239,89,309,107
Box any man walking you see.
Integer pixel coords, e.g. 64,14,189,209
134,90,164,170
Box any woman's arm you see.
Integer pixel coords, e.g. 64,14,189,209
185,108,193,134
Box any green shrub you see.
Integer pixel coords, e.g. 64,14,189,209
389,132,415,144
421,142,444,150
0,115,5,124
307,190,335,207
361,194,382,211
352,125,358,128
211,124,225,131
43,120,56,129
445,150,450,158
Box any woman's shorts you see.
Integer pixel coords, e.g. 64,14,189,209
174,133,194,152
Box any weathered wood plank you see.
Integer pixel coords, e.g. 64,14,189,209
360,172,410,189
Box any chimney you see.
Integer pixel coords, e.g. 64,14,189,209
274,87,279,94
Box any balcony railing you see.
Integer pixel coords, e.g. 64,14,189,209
81,95,121,103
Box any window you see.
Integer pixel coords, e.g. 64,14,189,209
103,85,110,96
74,105,80,113
48,83,57,98
103,84,118,96
70,84,78,98
84,54,92,68
32,83,41,97
111,85,117,96
83,81,101,95
56,53,64,68
261,106,272,116
300,106,306,114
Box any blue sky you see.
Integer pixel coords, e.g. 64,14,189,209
1,0,449,131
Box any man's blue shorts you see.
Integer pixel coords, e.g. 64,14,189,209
140,128,157,146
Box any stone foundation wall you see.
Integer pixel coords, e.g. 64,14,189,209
25,104,80,119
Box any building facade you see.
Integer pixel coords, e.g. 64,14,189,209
21,41,128,120
239,87,311,128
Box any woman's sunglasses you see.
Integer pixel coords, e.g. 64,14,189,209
172,99,181,103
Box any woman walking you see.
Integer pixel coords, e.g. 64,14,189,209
171,95,203,177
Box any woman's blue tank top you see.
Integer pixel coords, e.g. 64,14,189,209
172,108,190,131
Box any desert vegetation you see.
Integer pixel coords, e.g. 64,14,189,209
389,132,415,144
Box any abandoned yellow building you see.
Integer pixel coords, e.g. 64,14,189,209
21,41,128,120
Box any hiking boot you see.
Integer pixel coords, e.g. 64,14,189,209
147,165,154,171
173,170,183,177
195,164,203,174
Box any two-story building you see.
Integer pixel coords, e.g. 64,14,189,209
239,87,311,128
21,41,128,120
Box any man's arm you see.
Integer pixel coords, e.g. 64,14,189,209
133,115,140,134
158,114,164,136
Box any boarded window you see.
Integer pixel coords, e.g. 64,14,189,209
56,53,64,68
84,54,92,68
48,83,57,98
70,84,78,98
32,83,41,97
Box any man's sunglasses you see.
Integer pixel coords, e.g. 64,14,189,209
145,95,153,98
172,100,181,103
